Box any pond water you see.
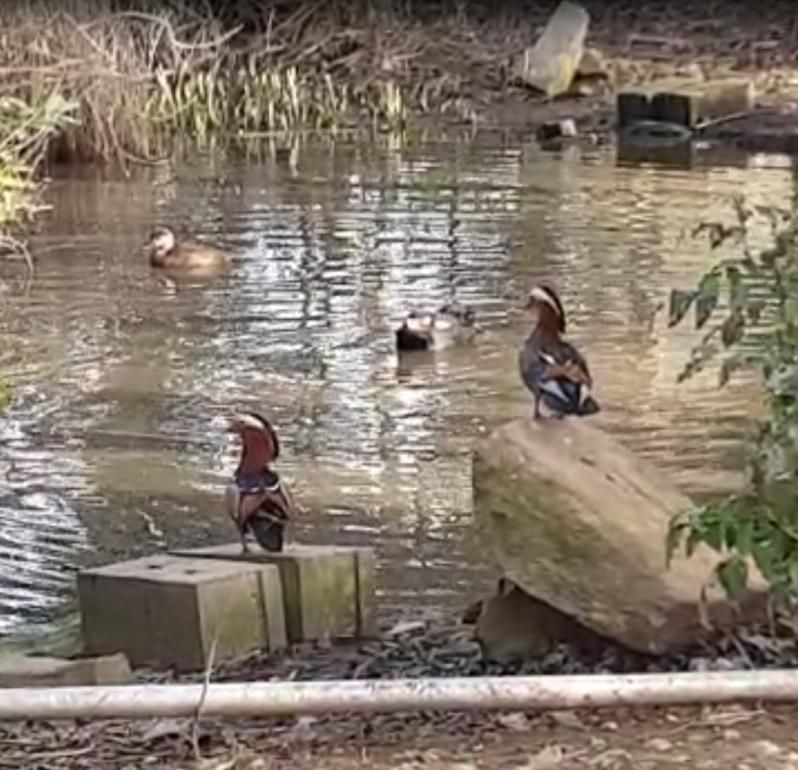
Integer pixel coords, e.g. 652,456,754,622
0,132,793,641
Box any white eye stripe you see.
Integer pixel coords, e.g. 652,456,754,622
529,287,561,316
233,413,268,432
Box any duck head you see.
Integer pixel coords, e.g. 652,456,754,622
147,226,176,265
228,411,280,470
404,311,435,335
437,302,476,329
396,311,436,351
525,284,566,333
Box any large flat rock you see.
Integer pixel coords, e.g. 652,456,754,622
170,543,376,643
472,418,766,655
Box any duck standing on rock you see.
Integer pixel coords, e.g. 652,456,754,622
147,226,234,274
519,284,600,419
395,302,477,352
225,412,296,553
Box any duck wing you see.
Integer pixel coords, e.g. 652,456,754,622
550,339,593,386
248,471,295,552
230,468,294,525
520,335,599,416
256,471,295,522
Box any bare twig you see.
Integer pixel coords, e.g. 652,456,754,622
191,636,218,762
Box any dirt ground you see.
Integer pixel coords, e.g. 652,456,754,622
2,703,798,769
264,706,798,770
398,0,798,150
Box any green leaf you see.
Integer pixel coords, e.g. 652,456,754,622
692,222,739,249
726,265,747,311
747,300,765,324
752,539,778,582
718,359,733,387
716,557,748,600
734,518,754,556
0,380,9,411
720,311,745,348
668,289,697,328
695,273,721,329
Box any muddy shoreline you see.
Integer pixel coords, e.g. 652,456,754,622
8,0,798,163
376,0,798,153
460,86,798,158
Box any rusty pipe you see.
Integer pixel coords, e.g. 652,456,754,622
1,670,798,721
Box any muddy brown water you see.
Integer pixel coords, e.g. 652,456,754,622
0,134,793,641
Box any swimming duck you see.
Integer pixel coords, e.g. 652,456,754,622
147,226,234,272
519,284,600,419
224,412,296,553
395,302,477,352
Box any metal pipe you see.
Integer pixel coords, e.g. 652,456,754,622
2,670,798,721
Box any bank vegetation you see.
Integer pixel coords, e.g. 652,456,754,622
0,0,526,167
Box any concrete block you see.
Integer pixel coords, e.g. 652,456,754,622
513,1,590,98
78,555,286,672
171,543,377,643
0,652,131,687
654,78,753,127
617,77,753,128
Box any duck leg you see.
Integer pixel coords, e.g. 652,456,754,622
533,393,542,420
238,523,250,554
236,491,267,554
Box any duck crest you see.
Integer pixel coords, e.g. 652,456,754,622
236,411,280,467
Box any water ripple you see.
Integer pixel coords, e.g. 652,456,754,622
0,138,790,637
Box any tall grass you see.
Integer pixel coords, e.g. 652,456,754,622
0,1,425,164
0,0,521,164
0,89,77,263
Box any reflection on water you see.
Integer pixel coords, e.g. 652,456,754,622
0,135,793,637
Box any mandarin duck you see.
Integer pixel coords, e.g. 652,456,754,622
519,284,600,419
225,412,295,553
395,302,477,352
147,226,234,272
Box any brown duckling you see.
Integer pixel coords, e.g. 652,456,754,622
519,284,600,419
224,412,296,553
147,226,234,273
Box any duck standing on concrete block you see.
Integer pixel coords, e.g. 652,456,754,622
519,284,600,419
225,412,296,553
395,302,477,352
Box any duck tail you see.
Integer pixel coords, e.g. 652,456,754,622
579,396,601,416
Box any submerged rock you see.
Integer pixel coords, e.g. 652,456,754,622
472,418,766,655
537,118,578,142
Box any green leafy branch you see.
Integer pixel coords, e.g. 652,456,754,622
666,193,798,604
